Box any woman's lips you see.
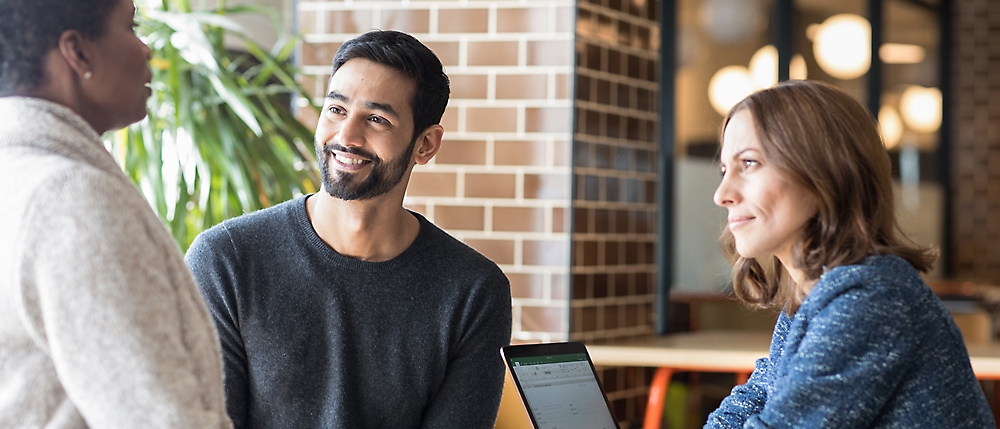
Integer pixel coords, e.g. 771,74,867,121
728,216,753,229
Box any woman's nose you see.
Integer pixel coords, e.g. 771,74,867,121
714,173,737,207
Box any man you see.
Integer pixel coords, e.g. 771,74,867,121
185,30,512,428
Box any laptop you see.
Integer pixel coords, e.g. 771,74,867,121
500,342,620,429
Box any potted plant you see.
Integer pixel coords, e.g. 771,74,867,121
106,0,319,250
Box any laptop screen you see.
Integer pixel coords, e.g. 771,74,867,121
508,352,618,429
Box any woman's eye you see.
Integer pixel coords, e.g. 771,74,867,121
742,159,759,168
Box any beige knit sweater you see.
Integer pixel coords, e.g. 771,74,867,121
0,97,232,428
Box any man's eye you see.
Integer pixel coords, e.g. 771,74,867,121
368,115,389,125
328,106,344,115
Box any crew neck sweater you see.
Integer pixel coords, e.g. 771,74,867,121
185,196,512,428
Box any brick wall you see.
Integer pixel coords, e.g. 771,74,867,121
952,0,1000,283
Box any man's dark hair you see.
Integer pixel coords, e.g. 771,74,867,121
331,30,450,141
0,0,118,96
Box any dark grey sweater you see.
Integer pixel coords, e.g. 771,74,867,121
185,196,512,429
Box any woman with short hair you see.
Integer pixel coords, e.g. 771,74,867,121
707,80,993,428
0,0,232,427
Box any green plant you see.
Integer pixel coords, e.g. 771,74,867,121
106,0,319,250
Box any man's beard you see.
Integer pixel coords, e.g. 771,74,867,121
316,137,417,201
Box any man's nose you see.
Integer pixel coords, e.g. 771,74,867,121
337,115,365,147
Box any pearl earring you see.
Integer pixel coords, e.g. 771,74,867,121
83,71,92,79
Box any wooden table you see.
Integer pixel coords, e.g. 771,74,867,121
588,331,1000,429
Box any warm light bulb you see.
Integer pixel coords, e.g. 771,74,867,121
899,85,942,134
879,43,925,64
878,105,903,149
748,46,808,89
790,54,807,80
749,45,777,89
708,65,755,116
813,14,871,80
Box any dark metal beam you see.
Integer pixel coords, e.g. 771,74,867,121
774,0,793,81
656,0,677,335
868,0,883,118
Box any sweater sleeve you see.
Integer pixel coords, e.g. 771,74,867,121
18,168,232,428
420,267,512,429
704,316,787,428
704,357,771,428
185,224,251,429
746,284,915,428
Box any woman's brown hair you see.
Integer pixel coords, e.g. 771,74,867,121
719,80,936,313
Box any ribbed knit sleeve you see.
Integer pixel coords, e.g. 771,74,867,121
705,255,994,428
15,165,232,429
0,96,232,429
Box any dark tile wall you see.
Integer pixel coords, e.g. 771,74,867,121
572,0,661,424
952,0,1000,284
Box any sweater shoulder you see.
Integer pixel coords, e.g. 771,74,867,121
414,213,505,274
809,255,923,301
196,198,304,246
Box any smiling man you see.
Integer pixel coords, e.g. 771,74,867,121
185,30,512,429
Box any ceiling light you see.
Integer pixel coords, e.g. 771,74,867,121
813,14,871,80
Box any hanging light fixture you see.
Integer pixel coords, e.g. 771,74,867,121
699,0,763,44
748,45,778,88
878,105,904,149
813,14,871,80
708,65,755,116
899,85,942,134
748,45,808,89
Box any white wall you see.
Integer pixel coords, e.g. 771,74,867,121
672,158,733,292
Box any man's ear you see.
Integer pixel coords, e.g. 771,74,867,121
413,124,444,165
56,30,93,79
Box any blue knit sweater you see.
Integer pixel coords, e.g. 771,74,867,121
706,255,994,428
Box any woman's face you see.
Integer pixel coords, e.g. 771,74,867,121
714,109,818,267
81,0,151,134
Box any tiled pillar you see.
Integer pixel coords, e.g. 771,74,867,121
572,0,661,422
951,0,1000,284
571,0,659,343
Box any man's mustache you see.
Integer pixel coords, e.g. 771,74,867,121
321,142,380,164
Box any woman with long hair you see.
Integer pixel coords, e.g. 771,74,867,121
706,80,993,427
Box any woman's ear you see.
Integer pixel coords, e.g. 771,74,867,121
413,124,444,165
56,29,93,80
